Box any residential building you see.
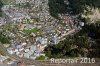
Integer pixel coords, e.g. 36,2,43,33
0,17,6,26
36,37,48,45
16,0,29,4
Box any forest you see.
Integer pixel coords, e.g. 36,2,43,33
45,0,100,58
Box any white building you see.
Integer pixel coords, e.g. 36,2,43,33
7,48,18,54
0,17,6,26
36,37,48,45
24,48,30,53
79,22,85,26
24,53,30,58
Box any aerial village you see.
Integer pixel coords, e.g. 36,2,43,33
0,0,84,60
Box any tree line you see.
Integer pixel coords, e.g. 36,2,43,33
48,0,100,19
44,23,100,58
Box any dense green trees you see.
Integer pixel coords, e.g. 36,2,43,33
47,0,100,58
0,0,3,11
82,23,100,39
68,0,87,14
0,31,10,44
68,0,100,14
44,35,90,58
0,0,3,16
49,0,100,19
48,0,68,19
44,23,100,58
80,23,100,57
35,55,46,60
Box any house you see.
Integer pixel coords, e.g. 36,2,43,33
36,37,48,44
19,48,24,52
2,6,30,23
16,0,30,4
79,22,85,26
16,51,20,55
49,35,59,44
0,17,6,26
23,45,37,58
24,48,30,53
18,53,23,58
21,43,27,46
24,25,35,30
24,53,30,58
15,44,23,49
7,48,18,54
30,45,36,53
37,44,47,52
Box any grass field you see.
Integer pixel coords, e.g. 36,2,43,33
23,28,40,34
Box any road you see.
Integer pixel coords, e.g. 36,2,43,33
0,44,100,66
